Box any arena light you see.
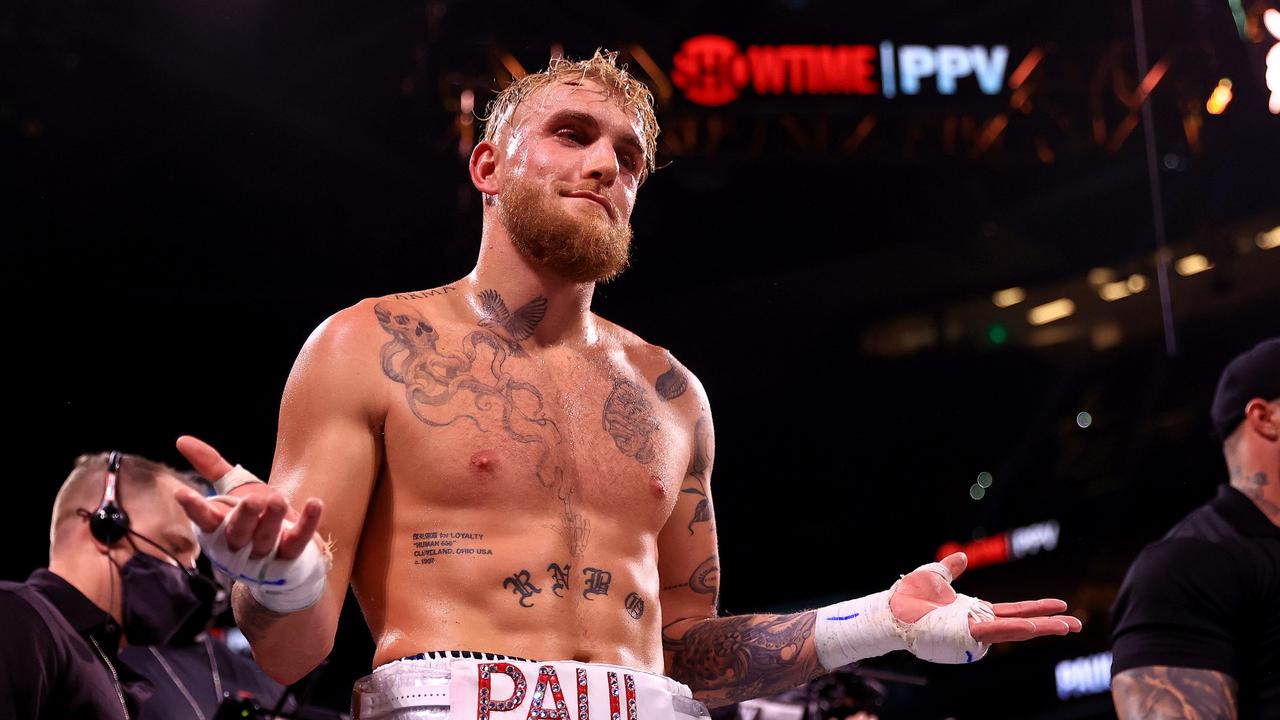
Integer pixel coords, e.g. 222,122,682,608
1027,298,1075,326
1126,273,1149,293
1086,267,1116,287
1258,226,1280,250
1175,253,1213,276
1266,9,1280,114
1099,281,1131,301
1055,652,1112,700
1205,78,1233,115
992,286,1026,308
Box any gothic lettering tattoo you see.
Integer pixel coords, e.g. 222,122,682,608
663,613,820,707
602,379,659,464
476,289,548,358
1112,666,1238,720
655,364,689,402
503,570,542,608
393,286,456,301
411,530,493,565
624,592,645,620
375,298,589,557
582,567,613,600
683,416,713,534
548,563,571,598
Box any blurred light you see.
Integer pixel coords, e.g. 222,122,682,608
460,89,475,115
1162,152,1182,169
1175,253,1213,276
1126,274,1148,292
1099,282,1130,301
1266,10,1280,113
549,43,565,60
1086,267,1116,287
987,323,1009,345
1258,226,1280,250
1056,652,1113,700
1076,411,1093,428
1206,78,1233,115
1027,298,1075,326
976,471,993,488
992,286,1026,308
1091,322,1123,350
970,484,986,500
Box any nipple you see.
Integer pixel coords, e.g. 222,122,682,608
649,475,667,499
471,451,497,472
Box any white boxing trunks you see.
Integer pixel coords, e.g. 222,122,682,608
352,652,712,720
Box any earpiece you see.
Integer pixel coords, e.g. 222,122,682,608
88,451,131,545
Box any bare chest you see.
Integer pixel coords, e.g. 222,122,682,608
375,321,690,540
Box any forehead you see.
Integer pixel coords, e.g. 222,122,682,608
506,79,645,145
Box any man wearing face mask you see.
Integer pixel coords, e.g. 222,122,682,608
0,451,218,719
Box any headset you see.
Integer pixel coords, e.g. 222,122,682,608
89,450,131,545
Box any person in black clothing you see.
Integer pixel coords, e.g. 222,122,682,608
0,451,216,719
1111,337,1280,719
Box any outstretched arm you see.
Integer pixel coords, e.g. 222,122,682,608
655,378,1079,707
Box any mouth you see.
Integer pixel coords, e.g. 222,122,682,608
564,190,615,220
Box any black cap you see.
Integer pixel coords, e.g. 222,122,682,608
1211,337,1280,440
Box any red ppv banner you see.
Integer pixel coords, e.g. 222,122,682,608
936,520,1059,570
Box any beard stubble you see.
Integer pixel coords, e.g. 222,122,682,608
497,177,633,284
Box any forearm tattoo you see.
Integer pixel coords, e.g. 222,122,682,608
375,294,589,557
664,613,822,707
1112,667,1238,720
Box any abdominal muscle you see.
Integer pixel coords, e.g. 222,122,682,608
350,479,667,674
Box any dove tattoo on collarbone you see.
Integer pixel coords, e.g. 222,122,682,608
477,289,550,356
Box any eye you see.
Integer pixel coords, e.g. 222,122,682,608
555,128,582,144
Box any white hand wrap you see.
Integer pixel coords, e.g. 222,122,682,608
193,496,331,613
814,561,994,669
213,464,267,496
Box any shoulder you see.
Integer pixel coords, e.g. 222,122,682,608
0,584,59,655
597,317,711,415
295,288,467,364
1118,537,1247,602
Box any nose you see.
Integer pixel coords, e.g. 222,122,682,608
582,139,619,185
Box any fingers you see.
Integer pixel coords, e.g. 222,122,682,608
176,435,235,481
174,486,227,533
990,599,1069,618
223,495,266,551
970,615,1083,643
277,498,324,561
249,494,289,558
938,552,968,582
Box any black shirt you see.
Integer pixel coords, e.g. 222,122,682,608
1111,485,1280,719
0,569,153,720
121,633,290,719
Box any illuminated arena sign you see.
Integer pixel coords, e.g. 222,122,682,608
671,34,1010,106
935,520,1060,570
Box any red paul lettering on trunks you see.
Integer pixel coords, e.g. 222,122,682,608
476,664,640,720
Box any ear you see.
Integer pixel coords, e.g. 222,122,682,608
1244,398,1280,442
469,140,501,197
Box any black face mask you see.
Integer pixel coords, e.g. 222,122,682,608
114,550,214,646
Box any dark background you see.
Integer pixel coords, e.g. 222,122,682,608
7,0,1280,717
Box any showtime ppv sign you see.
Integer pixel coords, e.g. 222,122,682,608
671,34,1010,106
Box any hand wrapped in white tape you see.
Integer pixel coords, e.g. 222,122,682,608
814,560,994,669
194,495,332,614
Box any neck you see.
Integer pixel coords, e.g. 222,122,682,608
1228,454,1280,526
49,550,124,627
467,220,599,347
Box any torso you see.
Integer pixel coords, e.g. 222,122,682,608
349,288,699,672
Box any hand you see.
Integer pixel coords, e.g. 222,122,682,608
174,435,324,561
889,552,1082,643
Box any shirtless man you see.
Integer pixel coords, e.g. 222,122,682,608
174,51,1082,718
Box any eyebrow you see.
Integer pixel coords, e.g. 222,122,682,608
545,110,645,159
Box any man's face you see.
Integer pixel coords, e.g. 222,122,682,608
492,79,647,283
114,473,200,569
